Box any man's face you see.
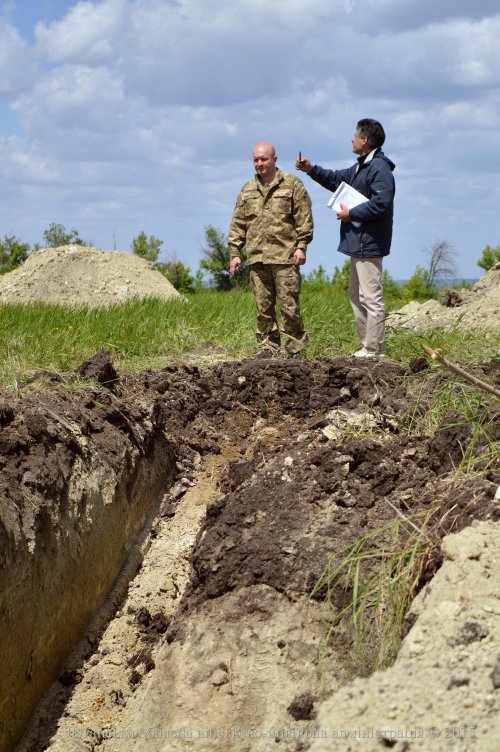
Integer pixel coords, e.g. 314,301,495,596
352,129,369,156
253,146,277,182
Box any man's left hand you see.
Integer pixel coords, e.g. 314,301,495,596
293,249,306,265
336,203,351,222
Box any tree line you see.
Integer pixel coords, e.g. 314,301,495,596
1,222,499,298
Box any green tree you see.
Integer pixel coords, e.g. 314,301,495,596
0,235,30,274
199,225,249,290
158,260,197,295
131,231,164,263
43,223,85,247
400,266,435,301
305,264,332,287
332,259,350,290
477,245,500,272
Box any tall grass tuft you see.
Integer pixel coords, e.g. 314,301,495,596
311,510,437,675
398,373,499,478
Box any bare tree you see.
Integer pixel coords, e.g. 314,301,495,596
424,240,457,288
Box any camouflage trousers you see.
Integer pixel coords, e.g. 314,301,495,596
249,263,309,354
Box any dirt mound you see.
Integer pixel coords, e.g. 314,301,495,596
0,246,184,306
388,262,500,332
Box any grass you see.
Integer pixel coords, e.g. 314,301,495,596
1,287,499,383
311,510,438,674
398,373,499,479
311,362,498,677
0,293,254,382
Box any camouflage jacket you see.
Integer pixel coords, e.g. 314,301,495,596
228,170,314,264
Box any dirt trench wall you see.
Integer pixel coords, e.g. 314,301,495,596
0,383,174,752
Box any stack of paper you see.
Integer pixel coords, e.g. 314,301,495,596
327,182,368,227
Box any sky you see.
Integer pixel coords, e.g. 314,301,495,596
1,0,500,281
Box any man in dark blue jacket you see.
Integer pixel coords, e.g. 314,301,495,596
296,119,395,357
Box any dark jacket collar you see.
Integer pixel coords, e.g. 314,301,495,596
357,148,396,172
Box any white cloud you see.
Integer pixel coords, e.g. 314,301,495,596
35,0,127,64
348,0,500,32
1,0,500,278
14,63,127,134
0,18,37,96
449,18,500,87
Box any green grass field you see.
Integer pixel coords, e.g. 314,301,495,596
0,288,498,383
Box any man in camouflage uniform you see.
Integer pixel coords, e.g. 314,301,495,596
229,141,314,357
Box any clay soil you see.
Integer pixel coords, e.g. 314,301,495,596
3,350,499,751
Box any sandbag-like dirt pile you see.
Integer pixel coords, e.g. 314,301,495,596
0,246,184,306
2,353,498,752
388,262,500,333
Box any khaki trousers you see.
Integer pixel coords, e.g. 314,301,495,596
250,263,308,354
349,256,386,353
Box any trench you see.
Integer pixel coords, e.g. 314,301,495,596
15,449,230,752
14,403,331,752
3,356,496,752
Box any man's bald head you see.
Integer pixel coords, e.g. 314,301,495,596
253,142,276,159
253,142,278,184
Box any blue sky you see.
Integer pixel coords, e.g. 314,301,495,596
1,1,76,40
1,0,500,281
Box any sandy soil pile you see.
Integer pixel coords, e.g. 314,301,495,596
388,262,500,333
0,246,184,306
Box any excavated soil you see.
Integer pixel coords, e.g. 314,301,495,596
1,257,499,752
2,352,499,752
387,263,500,333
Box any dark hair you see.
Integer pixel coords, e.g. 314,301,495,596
356,119,385,149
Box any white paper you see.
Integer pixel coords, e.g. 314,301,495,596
327,181,368,227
